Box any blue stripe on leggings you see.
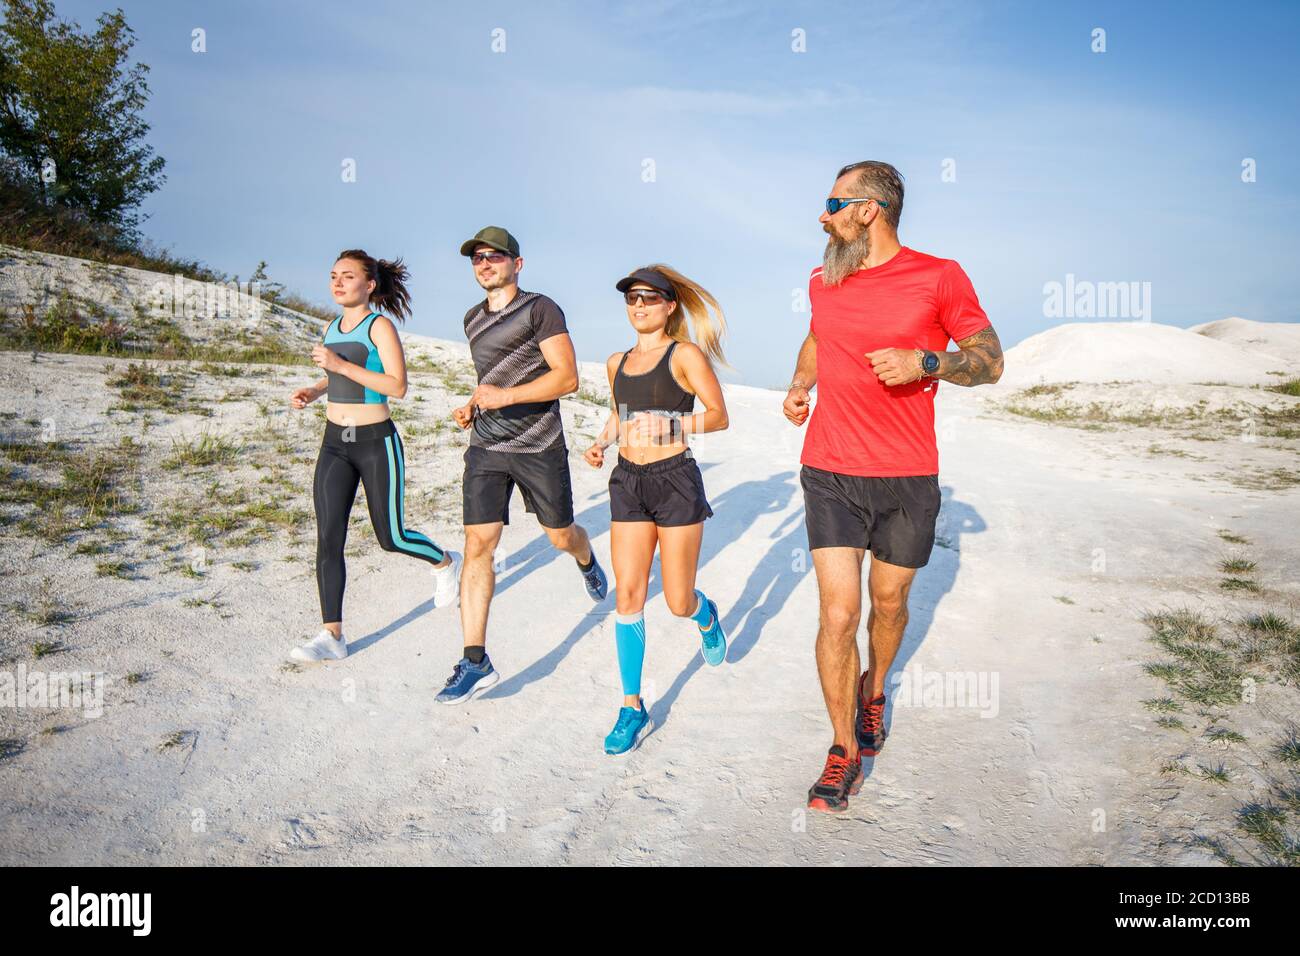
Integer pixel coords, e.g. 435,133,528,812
391,430,443,555
384,433,444,563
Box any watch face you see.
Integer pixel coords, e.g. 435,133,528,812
924,352,940,373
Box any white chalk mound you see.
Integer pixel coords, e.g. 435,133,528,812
1189,316,1300,355
0,242,322,351
996,321,1294,389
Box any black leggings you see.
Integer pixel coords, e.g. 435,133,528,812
313,419,446,622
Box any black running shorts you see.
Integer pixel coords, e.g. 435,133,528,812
463,444,575,528
610,451,713,527
800,466,941,568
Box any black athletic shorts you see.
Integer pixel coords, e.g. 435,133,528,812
610,451,713,527
800,465,941,568
463,443,575,529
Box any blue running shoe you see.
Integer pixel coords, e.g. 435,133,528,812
435,654,499,704
580,553,608,602
698,597,727,666
603,703,652,755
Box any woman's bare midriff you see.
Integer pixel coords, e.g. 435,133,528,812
617,430,689,467
326,401,391,426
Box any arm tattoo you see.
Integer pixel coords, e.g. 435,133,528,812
934,326,1004,387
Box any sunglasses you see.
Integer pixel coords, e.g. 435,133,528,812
624,289,670,306
825,197,890,215
470,251,510,265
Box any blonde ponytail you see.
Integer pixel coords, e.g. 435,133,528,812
642,263,728,367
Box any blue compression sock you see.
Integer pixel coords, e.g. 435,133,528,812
614,612,646,696
688,589,714,629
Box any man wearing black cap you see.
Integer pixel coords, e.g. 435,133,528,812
436,226,609,704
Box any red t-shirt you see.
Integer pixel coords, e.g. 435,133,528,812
801,246,989,477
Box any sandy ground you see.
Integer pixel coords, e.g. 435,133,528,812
1,256,1297,864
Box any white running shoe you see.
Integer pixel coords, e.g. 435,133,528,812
432,551,461,609
290,629,348,662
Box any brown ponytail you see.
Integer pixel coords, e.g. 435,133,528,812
335,248,412,322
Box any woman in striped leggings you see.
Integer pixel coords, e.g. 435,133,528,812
287,249,460,661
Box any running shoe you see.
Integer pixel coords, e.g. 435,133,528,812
580,553,608,602
855,676,888,756
697,597,727,666
435,654,499,704
432,550,461,609
289,629,347,662
806,744,863,813
603,702,652,755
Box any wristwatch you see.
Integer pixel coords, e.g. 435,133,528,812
916,349,940,378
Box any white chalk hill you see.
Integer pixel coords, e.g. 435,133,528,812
994,320,1295,390
0,243,322,352
1190,315,1300,355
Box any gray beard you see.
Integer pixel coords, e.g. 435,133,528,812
822,231,871,287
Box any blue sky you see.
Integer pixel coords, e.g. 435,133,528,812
46,0,1300,386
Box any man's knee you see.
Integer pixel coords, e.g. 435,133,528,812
545,523,578,550
464,528,500,562
869,588,908,622
819,603,861,639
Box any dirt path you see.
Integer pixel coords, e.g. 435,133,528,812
2,351,1296,864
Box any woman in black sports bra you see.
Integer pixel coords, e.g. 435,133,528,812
581,265,731,755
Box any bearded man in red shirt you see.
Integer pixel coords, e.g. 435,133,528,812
784,161,1005,813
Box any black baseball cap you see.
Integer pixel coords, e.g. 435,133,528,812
460,226,520,258
615,268,677,300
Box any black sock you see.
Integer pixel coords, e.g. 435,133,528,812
465,645,486,664
577,552,594,572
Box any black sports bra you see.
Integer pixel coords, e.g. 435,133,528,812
613,341,695,421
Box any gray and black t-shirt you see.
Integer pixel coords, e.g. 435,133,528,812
463,290,569,453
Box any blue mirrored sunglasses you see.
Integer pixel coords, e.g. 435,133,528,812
825,197,889,215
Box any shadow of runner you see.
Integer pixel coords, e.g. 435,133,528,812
481,492,620,699
723,504,808,664
860,483,986,778
480,608,607,700
350,596,437,654
492,497,613,600
645,471,802,730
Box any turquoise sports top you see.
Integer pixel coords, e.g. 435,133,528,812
322,312,386,404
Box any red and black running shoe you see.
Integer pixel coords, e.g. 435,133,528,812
855,675,887,756
806,744,863,813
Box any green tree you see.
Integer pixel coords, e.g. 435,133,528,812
248,260,284,305
0,0,165,239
